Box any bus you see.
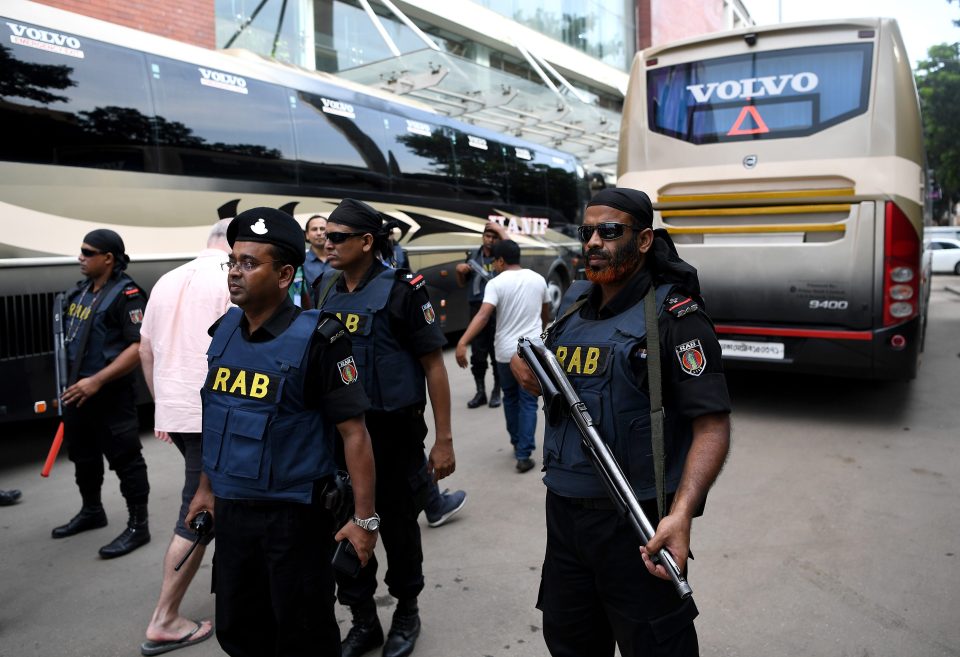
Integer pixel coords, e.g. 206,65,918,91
619,18,931,380
0,0,587,423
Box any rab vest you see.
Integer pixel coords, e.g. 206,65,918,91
316,268,426,412
201,308,335,503
542,281,693,499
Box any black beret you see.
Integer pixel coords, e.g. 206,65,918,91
586,188,654,228
228,207,305,266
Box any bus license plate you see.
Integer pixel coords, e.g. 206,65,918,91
720,340,785,360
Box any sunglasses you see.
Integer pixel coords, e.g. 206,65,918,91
325,231,366,244
80,247,106,257
576,222,644,243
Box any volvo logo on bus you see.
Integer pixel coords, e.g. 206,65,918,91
685,73,819,103
7,21,84,58
743,155,758,169
198,67,248,94
321,97,356,119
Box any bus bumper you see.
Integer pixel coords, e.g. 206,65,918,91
718,316,922,380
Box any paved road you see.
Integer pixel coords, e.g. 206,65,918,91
2,278,959,657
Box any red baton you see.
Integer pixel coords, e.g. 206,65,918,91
41,421,65,478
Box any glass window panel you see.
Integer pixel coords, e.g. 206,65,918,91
451,130,507,202
292,91,389,191
0,20,153,171
382,115,457,197
149,57,296,183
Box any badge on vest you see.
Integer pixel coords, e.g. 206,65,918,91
553,345,611,376
675,339,706,376
421,302,436,324
205,366,279,402
333,312,371,335
338,357,358,385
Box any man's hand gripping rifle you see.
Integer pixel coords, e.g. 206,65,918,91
517,337,693,600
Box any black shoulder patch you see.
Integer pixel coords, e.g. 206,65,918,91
315,313,347,343
122,284,142,299
665,295,699,318
402,271,426,290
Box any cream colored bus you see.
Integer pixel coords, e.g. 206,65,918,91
619,18,930,379
0,0,585,422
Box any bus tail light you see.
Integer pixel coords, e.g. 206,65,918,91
882,202,920,327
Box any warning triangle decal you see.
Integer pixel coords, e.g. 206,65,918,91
727,105,770,136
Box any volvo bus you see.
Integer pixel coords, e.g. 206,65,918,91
0,0,587,422
619,18,930,379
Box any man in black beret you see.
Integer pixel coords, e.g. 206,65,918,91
185,207,378,657
52,228,152,560
511,187,732,657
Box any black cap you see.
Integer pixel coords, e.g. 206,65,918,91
83,228,130,271
227,207,306,266
586,188,653,228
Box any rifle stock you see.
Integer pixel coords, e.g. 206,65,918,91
517,337,693,600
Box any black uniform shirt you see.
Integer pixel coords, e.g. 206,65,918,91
333,260,447,358
579,266,731,419
64,275,146,371
208,297,370,424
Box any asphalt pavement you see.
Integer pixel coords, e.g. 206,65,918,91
2,277,960,657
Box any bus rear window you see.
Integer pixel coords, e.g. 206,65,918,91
647,43,873,144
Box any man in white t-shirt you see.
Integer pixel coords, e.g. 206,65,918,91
455,240,551,472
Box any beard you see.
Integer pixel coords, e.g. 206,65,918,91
584,234,641,284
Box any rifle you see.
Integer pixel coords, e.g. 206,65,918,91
517,337,693,600
42,293,68,477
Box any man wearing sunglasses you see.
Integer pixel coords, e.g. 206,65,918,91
511,188,731,657
52,229,153,560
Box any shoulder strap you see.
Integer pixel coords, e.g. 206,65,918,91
644,286,666,521
314,271,343,310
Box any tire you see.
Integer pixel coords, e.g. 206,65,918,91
954,261,960,276
546,270,567,319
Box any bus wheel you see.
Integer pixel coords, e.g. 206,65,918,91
954,262,960,276
546,270,567,318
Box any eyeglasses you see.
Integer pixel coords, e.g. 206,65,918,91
80,247,106,257
221,259,278,272
325,231,366,244
576,222,644,243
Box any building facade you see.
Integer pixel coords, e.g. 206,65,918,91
31,0,753,173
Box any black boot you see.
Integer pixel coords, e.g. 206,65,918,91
466,377,487,409
52,504,108,538
488,383,502,408
342,600,383,657
383,598,421,657
98,503,150,559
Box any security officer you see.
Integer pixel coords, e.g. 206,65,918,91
511,188,731,657
185,207,378,657
454,222,504,409
51,229,152,559
313,198,456,657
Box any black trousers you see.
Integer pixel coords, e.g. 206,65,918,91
336,409,427,606
468,301,498,383
213,496,340,657
63,381,148,506
538,492,700,657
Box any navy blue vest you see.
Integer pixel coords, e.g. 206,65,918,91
201,308,335,503
542,281,693,499
67,274,135,378
316,268,425,412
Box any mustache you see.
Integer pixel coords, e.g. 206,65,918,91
584,247,608,260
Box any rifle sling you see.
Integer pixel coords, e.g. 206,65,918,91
314,271,343,309
644,286,667,522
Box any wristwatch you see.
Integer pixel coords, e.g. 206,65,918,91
353,513,381,532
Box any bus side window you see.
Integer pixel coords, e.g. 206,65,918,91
292,92,389,193
451,129,507,202
148,57,296,184
505,146,548,213
0,28,153,172
382,115,457,198
545,155,581,228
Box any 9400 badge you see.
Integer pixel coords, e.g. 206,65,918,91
675,339,706,376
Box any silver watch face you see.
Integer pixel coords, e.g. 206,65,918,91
366,517,380,531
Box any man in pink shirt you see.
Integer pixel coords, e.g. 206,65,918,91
138,219,232,655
